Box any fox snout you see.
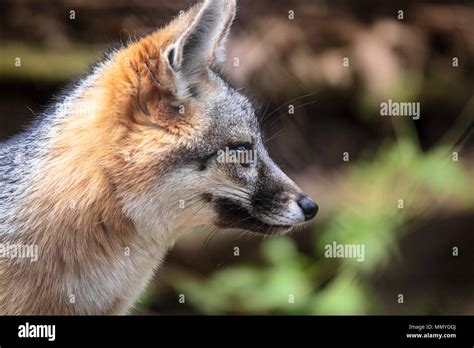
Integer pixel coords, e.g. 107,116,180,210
212,183,318,235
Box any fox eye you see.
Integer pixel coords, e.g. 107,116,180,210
228,142,252,151
232,144,249,152
228,143,255,168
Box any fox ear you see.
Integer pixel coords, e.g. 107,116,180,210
166,0,236,98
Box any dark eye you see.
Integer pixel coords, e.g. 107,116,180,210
229,142,252,151
232,144,248,152
228,143,255,168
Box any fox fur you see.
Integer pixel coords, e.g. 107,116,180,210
0,0,317,314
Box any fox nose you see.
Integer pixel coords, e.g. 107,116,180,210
297,196,318,221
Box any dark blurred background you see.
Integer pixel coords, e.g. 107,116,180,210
1,0,473,314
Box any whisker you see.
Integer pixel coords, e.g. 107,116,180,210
262,91,318,121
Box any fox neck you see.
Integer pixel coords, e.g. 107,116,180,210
4,138,179,315
1,61,185,315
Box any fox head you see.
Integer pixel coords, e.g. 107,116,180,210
79,0,318,239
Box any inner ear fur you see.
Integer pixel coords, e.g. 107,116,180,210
117,0,236,127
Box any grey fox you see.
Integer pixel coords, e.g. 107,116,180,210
0,0,318,314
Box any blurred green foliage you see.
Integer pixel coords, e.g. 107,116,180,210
1,42,100,81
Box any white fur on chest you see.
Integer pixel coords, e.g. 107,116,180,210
67,225,169,314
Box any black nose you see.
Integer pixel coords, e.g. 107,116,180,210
297,196,318,221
